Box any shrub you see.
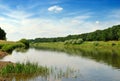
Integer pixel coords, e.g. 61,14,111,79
18,39,29,48
76,39,83,44
93,41,99,46
111,43,116,46
64,38,84,45
71,40,76,44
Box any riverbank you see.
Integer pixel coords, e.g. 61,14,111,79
0,61,13,81
0,51,7,58
0,40,29,53
0,61,49,81
31,41,120,55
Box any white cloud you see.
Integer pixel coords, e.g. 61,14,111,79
1,12,120,41
3,10,33,20
48,5,63,13
95,21,99,24
0,4,120,41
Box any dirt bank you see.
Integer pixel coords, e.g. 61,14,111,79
0,51,7,58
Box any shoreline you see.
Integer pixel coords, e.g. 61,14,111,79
0,61,13,81
0,51,8,59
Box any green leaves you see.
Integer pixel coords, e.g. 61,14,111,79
0,27,6,40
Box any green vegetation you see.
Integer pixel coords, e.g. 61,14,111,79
64,38,83,44
0,62,49,76
31,41,120,55
0,40,29,53
31,41,120,68
18,39,30,48
29,25,120,43
0,27,6,40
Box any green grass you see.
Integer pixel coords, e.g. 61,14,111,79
31,41,120,55
0,40,28,53
0,62,49,76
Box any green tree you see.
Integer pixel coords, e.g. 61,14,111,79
19,39,29,48
0,27,6,40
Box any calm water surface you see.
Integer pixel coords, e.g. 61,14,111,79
0,48,120,81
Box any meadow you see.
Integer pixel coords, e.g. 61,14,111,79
0,40,28,53
31,41,120,55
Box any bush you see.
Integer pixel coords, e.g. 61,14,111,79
64,38,84,45
111,43,116,46
18,39,29,48
71,40,76,44
93,41,99,46
76,39,83,44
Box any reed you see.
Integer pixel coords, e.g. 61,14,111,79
0,62,49,76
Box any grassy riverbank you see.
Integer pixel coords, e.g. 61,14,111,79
0,40,29,53
0,62,49,76
0,61,49,81
30,41,120,68
31,41,120,55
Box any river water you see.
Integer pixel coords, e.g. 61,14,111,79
0,48,120,81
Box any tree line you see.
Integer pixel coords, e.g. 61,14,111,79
29,24,120,43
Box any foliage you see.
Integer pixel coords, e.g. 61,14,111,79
18,39,29,48
64,38,83,44
0,27,6,40
93,41,99,46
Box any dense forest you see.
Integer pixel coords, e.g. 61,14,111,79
0,27,6,40
29,25,120,43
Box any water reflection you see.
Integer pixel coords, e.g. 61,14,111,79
33,46,120,69
0,47,120,81
1,66,80,81
15,48,29,53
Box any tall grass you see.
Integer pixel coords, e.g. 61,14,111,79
0,62,49,76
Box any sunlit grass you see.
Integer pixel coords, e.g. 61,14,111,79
31,41,120,55
0,62,49,76
0,40,27,53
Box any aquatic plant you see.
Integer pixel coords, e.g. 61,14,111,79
0,62,49,76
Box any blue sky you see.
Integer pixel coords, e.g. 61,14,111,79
0,0,120,40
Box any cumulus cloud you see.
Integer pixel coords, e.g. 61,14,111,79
48,5,63,13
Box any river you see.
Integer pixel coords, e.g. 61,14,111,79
0,48,120,81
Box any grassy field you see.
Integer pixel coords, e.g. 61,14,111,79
31,41,120,55
0,40,27,53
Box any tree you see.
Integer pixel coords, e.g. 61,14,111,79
19,39,29,48
0,27,6,40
